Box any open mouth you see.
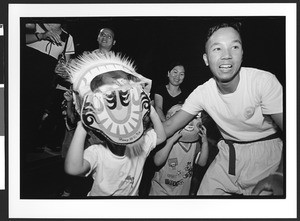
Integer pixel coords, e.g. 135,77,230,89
184,125,194,131
219,64,232,71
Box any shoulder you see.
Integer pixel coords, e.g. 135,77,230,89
144,128,156,139
143,129,157,149
85,144,104,153
190,78,215,95
241,67,275,81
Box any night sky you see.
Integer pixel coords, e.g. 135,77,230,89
22,16,285,94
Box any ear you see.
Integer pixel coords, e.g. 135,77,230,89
203,53,209,66
113,40,116,45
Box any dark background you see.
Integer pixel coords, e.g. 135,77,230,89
16,15,288,218
22,16,286,93
19,15,286,198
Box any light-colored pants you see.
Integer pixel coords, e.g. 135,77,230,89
197,138,282,195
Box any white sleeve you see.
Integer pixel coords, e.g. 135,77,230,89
83,144,101,176
260,73,283,114
143,129,157,155
181,86,205,115
65,34,75,55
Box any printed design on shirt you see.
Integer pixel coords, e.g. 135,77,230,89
168,158,178,170
244,106,255,119
165,160,193,188
118,175,135,189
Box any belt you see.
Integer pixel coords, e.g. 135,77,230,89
224,133,280,176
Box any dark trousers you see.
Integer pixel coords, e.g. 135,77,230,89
20,46,58,153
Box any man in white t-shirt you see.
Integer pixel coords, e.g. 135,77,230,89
163,22,283,196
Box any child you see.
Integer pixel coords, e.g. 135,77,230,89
64,51,166,196
149,104,209,196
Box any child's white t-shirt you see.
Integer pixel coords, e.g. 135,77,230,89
182,67,282,141
83,129,157,196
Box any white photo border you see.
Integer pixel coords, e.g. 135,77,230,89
8,3,297,219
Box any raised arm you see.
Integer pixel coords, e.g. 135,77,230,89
150,106,166,145
154,94,166,122
64,121,90,176
163,109,194,138
153,131,182,167
195,125,209,167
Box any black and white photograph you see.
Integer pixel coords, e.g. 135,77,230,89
4,2,298,220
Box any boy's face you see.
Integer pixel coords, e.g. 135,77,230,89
167,105,202,143
203,27,243,83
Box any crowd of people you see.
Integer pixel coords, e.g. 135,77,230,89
21,19,284,197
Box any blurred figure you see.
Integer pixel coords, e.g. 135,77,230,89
21,22,75,154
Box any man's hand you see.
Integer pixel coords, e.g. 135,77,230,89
252,173,283,195
42,30,62,45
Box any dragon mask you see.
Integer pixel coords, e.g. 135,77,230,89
66,51,152,145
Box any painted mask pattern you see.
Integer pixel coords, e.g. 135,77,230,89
66,51,152,145
81,84,150,145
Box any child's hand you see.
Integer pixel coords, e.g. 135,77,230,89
64,90,73,102
168,130,182,144
198,125,208,143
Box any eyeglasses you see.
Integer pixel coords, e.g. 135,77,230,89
99,32,113,39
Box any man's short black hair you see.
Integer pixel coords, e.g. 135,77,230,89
205,21,242,44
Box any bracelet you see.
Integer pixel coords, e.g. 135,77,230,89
35,33,40,41
271,171,283,177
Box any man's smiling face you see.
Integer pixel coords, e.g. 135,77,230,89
203,27,243,83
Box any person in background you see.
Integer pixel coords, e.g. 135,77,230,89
93,27,116,55
149,104,209,196
22,22,75,154
163,22,283,196
154,62,188,122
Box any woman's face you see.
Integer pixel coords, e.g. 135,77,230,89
167,65,185,86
